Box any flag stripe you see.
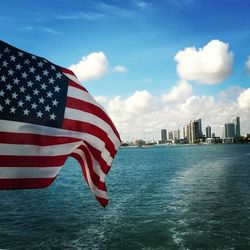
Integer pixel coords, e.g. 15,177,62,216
66,97,121,143
64,107,120,149
0,155,68,167
0,167,61,178
0,131,81,146
0,178,55,189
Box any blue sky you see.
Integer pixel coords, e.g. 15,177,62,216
1,0,250,140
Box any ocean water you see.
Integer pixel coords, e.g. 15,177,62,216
0,144,250,249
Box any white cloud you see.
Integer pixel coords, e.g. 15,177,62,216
69,52,108,82
161,80,192,103
113,65,129,73
238,88,250,109
100,86,250,141
175,40,233,84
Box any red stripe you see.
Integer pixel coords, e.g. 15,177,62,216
68,79,87,91
62,119,117,158
0,131,81,146
0,155,68,167
61,67,75,76
66,97,121,142
96,196,108,208
0,178,55,189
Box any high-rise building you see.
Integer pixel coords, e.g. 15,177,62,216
161,129,167,143
225,123,235,138
191,120,199,143
168,131,173,141
232,116,240,137
196,118,203,138
206,126,212,138
173,129,180,143
221,125,225,139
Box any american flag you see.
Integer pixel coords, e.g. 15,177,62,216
0,40,121,207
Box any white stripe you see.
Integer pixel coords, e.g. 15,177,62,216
67,86,105,112
65,107,120,150
63,72,82,85
0,119,114,165
73,148,106,182
0,141,82,156
0,166,61,178
73,148,108,199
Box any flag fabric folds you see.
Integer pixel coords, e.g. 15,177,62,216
0,40,121,207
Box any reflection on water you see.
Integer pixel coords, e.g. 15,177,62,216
0,144,250,249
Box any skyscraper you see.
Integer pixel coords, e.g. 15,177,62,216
232,116,241,137
225,123,235,138
206,126,212,138
161,129,167,143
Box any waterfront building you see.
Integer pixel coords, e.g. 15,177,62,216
196,118,203,138
232,116,241,137
212,132,215,138
221,125,225,139
173,129,180,143
168,131,173,141
225,123,235,138
161,129,167,143
206,126,212,138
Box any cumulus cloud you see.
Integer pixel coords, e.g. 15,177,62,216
69,52,108,82
101,86,250,141
113,65,129,73
175,40,234,84
161,80,192,103
238,88,250,109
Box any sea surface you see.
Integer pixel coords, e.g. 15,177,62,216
0,144,250,249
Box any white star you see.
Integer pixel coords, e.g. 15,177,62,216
31,55,37,60
12,92,18,99
13,78,20,85
0,90,4,97
18,52,24,57
41,83,47,90
10,55,16,62
49,77,55,84
33,89,40,95
19,86,26,93
52,99,58,106
38,61,44,67
39,97,45,104
47,91,53,98
8,69,14,76
27,81,34,87
36,111,43,118
35,75,41,81
31,103,38,109
50,113,56,120
18,100,24,107
0,105,3,112
2,61,8,67
5,98,11,105
25,95,32,101
24,59,30,64
21,72,28,79
45,105,51,112
10,107,16,113
6,84,12,90
51,65,56,70
4,47,10,53
1,75,6,82
16,64,22,70
54,86,60,92
56,72,62,78
23,109,30,115
43,69,49,76
29,67,35,73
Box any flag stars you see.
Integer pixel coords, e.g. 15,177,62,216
45,105,51,112
38,61,44,67
21,72,28,79
56,72,62,78
1,75,7,82
13,78,20,85
10,55,16,62
0,90,4,97
25,95,32,101
39,97,45,104
12,92,18,99
29,67,35,73
2,60,8,67
41,83,47,90
54,86,60,92
31,55,37,60
4,47,10,53
0,105,3,112
8,69,14,76
24,59,30,65
47,91,53,98
49,77,55,84
5,98,11,105
18,100,24,107
52,99,58,106
16,64,22,70
35,75,41,81
6,84,12,90
50,65,56,70
10,107,16,113
18,51,24,57
33,89,40,95
23,109,30,115
19,86,26,93
50,113,56,120
27,81,34,87
36,111,43,118
43,69,49,76
31,103,38,109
